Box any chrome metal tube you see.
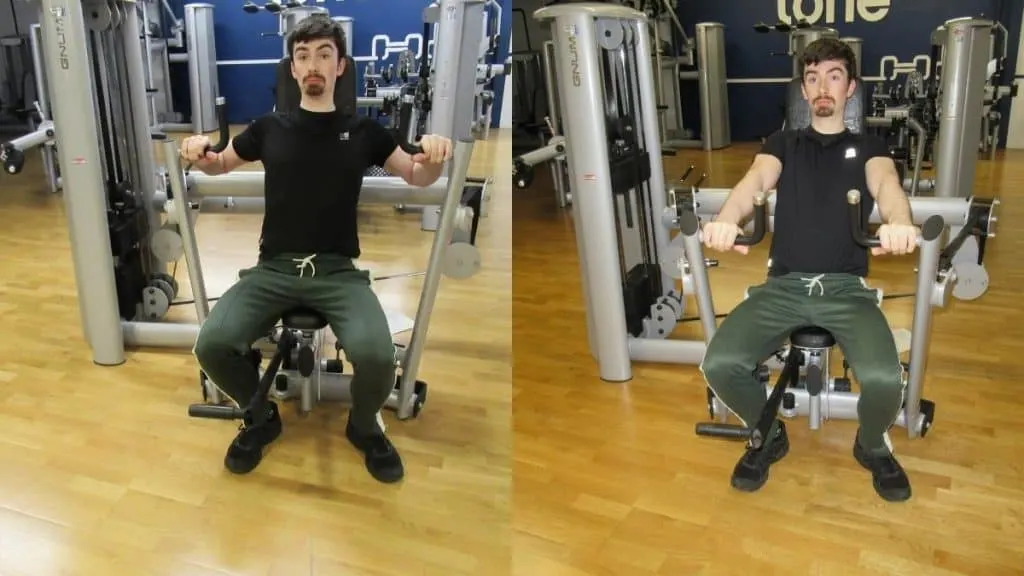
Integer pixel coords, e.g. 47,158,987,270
395,138,476,419
187,172,450,205
683,189,972,227
122,321,199,348
906,116,926,199
628,338,705,364
905,217,945,438
162,140,210,322
678,212,718,342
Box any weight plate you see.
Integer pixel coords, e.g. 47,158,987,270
151,278,175,305
443,242,481,280
142,286,170,320
151,227,184,263
951,261,989,301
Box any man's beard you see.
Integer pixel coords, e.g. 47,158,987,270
814,98,835,117
303,76,325,96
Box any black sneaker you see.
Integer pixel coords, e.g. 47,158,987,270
345,418,404,484
853,433,911,502
224,401,283,474
731,420,790,492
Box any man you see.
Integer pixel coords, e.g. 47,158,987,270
699,38,918,502
179,15,452,484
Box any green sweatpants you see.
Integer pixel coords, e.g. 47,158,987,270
700,272,905,455
193,252,396,434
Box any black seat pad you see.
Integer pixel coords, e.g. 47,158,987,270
281,307,329,330
790,326,836,348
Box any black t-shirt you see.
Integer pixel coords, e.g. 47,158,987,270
759,127,890,277
231,108,398,258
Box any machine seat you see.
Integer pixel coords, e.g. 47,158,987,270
790,326,836,348
282,308,329,331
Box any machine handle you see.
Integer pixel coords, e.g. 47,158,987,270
400,141,425,155
734,194,768,246
203,96,230,155
678,194,767,246
846,189,944,248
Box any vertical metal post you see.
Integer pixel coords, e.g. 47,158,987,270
121,2,164,275
630,17,676,299
541,40,569,207
184,3,219,132
38,0,125,365
696,22,730,150
161,140,210,323
29,22,59,193
429,0,486,142
934,18,992,198
397,138,475,418
535,4,635,382
905,216,945,438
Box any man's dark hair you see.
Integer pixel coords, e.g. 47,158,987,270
287,14,348,59
800,37,857,80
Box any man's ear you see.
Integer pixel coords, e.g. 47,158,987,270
847,77,857,97
337,56,346,77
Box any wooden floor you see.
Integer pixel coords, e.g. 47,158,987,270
0,128,511,574
513,142,1024,575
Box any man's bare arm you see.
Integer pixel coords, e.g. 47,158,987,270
716,154,782,225
196,140,250,176
865,156,913,225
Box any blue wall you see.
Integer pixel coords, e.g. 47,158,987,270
675,0,1022,145
167,0,511,127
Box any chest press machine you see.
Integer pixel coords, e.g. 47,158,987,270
32,0,484,421
532,2,1000,440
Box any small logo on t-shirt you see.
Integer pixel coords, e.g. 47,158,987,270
845,147,857,159
339,131,350,141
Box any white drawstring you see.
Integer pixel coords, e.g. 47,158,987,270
802,273,825,296
292,253,317,277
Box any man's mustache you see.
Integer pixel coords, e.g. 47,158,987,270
304,74,325,82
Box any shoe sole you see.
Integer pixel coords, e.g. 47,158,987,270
853,443,911,502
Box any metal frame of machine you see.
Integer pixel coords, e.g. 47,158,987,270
531,2,1001,440
34,0,488,421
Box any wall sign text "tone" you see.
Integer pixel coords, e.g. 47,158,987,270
778,0,892,25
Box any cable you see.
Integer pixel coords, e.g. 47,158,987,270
674,292,916,324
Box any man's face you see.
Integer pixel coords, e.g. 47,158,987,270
291,39,345,97
801,59,855,118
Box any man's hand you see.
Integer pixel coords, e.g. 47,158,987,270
180,134,218,169
702,221,751,254
410,134,452,164
874,223,919,255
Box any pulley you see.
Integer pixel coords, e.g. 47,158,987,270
442,242,481,279
951,261,989,301
151,225,184,263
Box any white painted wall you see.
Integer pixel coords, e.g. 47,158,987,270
1005,8,1024,148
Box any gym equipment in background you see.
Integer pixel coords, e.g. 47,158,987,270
529,1,999,386
753,18,839,77
140,1,222,134
33,0,484,421
693,193,945,442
